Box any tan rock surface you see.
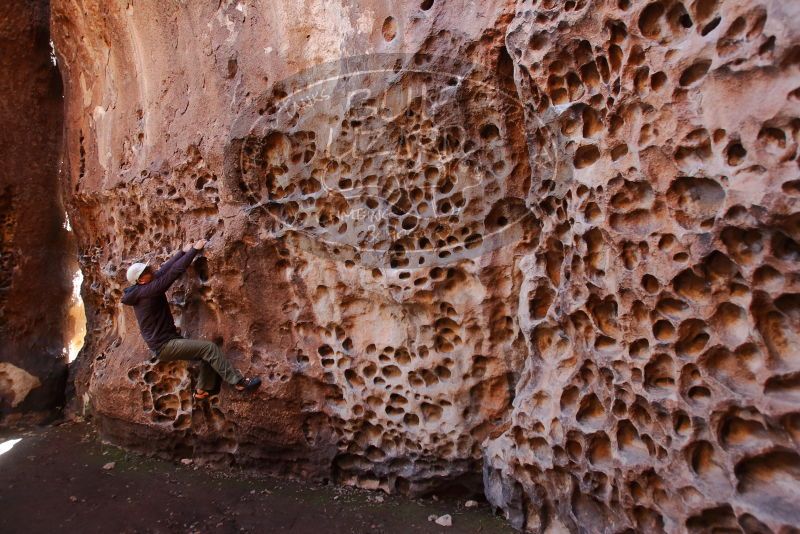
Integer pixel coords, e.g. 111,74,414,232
50,0,800,531
0,362,43,408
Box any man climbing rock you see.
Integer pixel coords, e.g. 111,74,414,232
121,239,261,399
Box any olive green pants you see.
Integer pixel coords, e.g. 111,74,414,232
156,338,243,391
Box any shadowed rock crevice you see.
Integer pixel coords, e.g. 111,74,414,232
0,0,71,424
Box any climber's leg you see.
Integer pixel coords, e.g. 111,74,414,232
157,338,243,390
197,361,220,392
196,340,244,386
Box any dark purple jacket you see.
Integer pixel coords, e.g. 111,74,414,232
121,248,199,353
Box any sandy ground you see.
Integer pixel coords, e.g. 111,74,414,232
0,421,515,533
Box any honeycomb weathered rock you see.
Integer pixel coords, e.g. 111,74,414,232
50,0,800,531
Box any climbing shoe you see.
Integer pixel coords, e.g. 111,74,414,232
234,377,262,392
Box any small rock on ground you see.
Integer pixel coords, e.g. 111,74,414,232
435,514,453,527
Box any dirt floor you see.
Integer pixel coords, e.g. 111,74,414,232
0,420,515,533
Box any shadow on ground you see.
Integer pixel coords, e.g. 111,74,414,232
0,421,515,533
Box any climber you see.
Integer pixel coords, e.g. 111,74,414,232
121,239,261,400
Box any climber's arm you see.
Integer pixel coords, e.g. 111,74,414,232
153,250,184,277
132,247,199,298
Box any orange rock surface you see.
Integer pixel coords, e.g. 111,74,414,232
49,0,800,531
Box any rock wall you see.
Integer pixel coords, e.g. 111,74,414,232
51,0,800,531
0,0,71,423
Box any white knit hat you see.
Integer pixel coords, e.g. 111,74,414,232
126,261,150,285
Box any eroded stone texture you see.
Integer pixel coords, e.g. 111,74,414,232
0,0,71,423
483,0,800,532
50,0,800,531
